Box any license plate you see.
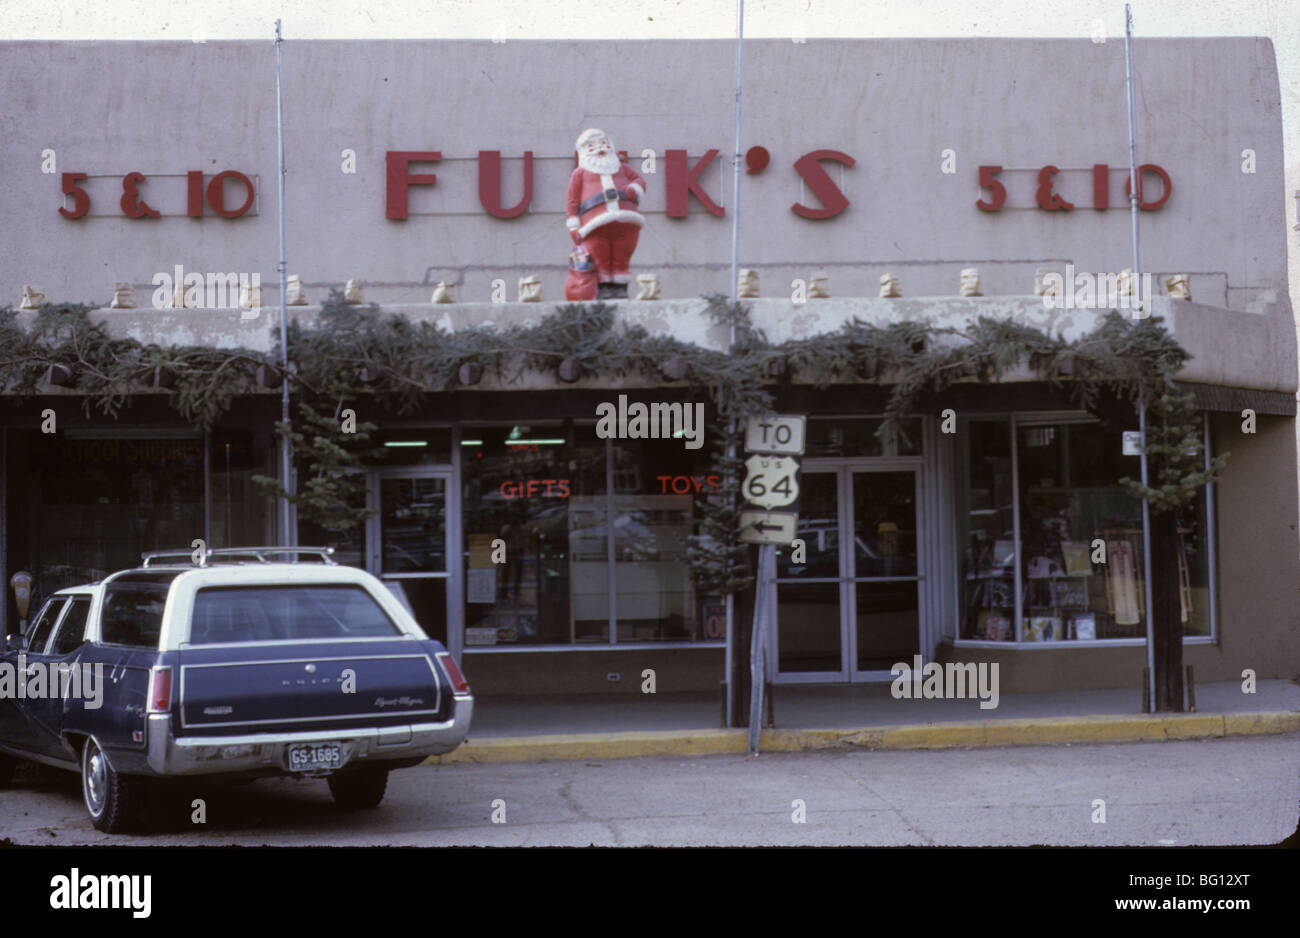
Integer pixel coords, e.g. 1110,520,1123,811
287,742,343,773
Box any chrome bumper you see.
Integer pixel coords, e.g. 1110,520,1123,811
144,696,473,776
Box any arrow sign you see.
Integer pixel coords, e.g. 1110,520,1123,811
739,510,797,545
742,454,800,510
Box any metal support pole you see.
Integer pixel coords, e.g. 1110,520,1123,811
748,542,771,755
274,20,293,547
724,0,745,728
1125,5,1156,712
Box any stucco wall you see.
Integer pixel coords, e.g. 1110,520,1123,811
0,37,1291,324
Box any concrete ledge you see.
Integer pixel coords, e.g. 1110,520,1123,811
424,711,1300,764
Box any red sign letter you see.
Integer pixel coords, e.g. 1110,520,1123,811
1035,165,1074,211
386,151,441,220
120,172,161,218
1092,164,1109,210
665,149,724,218
975,165,1005,212
479,150,534,219
58,172,89,219
791,149,854,220
1124,164,1172,210
205,171,255,218
187,171,205,217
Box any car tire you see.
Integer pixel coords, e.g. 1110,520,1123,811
327,767,388,810
0,752,17,789
81,738,144,833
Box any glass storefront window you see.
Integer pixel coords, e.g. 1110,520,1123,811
375,428,452,465
461,422,607,645
1017,421,1145,641
806,417,921,458
12,432,205,598
608,437,710,641
957,419,1015,640
957,415,1216,643
210,428,273,550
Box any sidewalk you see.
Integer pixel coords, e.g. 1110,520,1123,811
429,680,1300,764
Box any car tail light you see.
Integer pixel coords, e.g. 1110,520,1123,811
147,666,172,713
438,653,470,694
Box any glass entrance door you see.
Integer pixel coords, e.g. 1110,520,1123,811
367,469,453,645
772,467,923,682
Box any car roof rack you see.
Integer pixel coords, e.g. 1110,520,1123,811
141,546,338,568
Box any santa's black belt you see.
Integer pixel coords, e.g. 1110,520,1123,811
579,189,632,213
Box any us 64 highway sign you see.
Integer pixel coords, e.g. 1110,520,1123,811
742,454,800,510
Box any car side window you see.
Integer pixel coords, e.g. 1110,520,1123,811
100,582,168,647
25,598,67,655
47,598,92,657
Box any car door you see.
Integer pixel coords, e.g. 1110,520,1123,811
25,596,93,762
0,596,67,754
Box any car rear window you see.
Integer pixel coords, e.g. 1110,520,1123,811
188,585,403,644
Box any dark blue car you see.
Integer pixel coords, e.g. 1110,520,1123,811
0,547,473,833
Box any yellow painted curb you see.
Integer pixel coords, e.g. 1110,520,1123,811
423,711,1300,765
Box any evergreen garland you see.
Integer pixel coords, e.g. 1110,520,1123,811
1,293,1225,589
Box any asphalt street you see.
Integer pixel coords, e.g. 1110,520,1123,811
1,733,1296,847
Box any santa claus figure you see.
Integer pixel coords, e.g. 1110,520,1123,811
566,128,646,299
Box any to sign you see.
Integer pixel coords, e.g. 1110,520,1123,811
743,454,799,510
738,510,797,545
745,415,806,455
1122,431,1143,456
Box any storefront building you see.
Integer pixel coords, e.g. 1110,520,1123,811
1,38,1296,697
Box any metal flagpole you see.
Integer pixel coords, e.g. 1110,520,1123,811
725,0,745,729
275,20,293,547
1124,4,1156,712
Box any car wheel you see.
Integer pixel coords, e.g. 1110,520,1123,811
0,752,17,789
81,738,144,833
327,767,388,810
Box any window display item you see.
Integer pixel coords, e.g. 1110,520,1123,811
982,613,1012,641
1024,615,1062,641
1070,613,1096,640
1106,539,1141,625
1049,578,1088,608
1061,541,1092,576
1027,555,1065,578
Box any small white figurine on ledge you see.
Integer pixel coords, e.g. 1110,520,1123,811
635,274,660,300
519,275,543,302
1165,274,1191,301
19,285,45,309
432,280,456,303
110,282,137,308
286,275,309,306
737,268,760,298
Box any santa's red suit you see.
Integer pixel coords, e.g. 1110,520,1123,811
565,162,645,285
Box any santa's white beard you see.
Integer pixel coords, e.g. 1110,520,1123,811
579,150,622,175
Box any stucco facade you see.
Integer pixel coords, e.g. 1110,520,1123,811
1,37,1296,699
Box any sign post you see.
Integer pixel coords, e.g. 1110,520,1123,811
741,415,804,754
